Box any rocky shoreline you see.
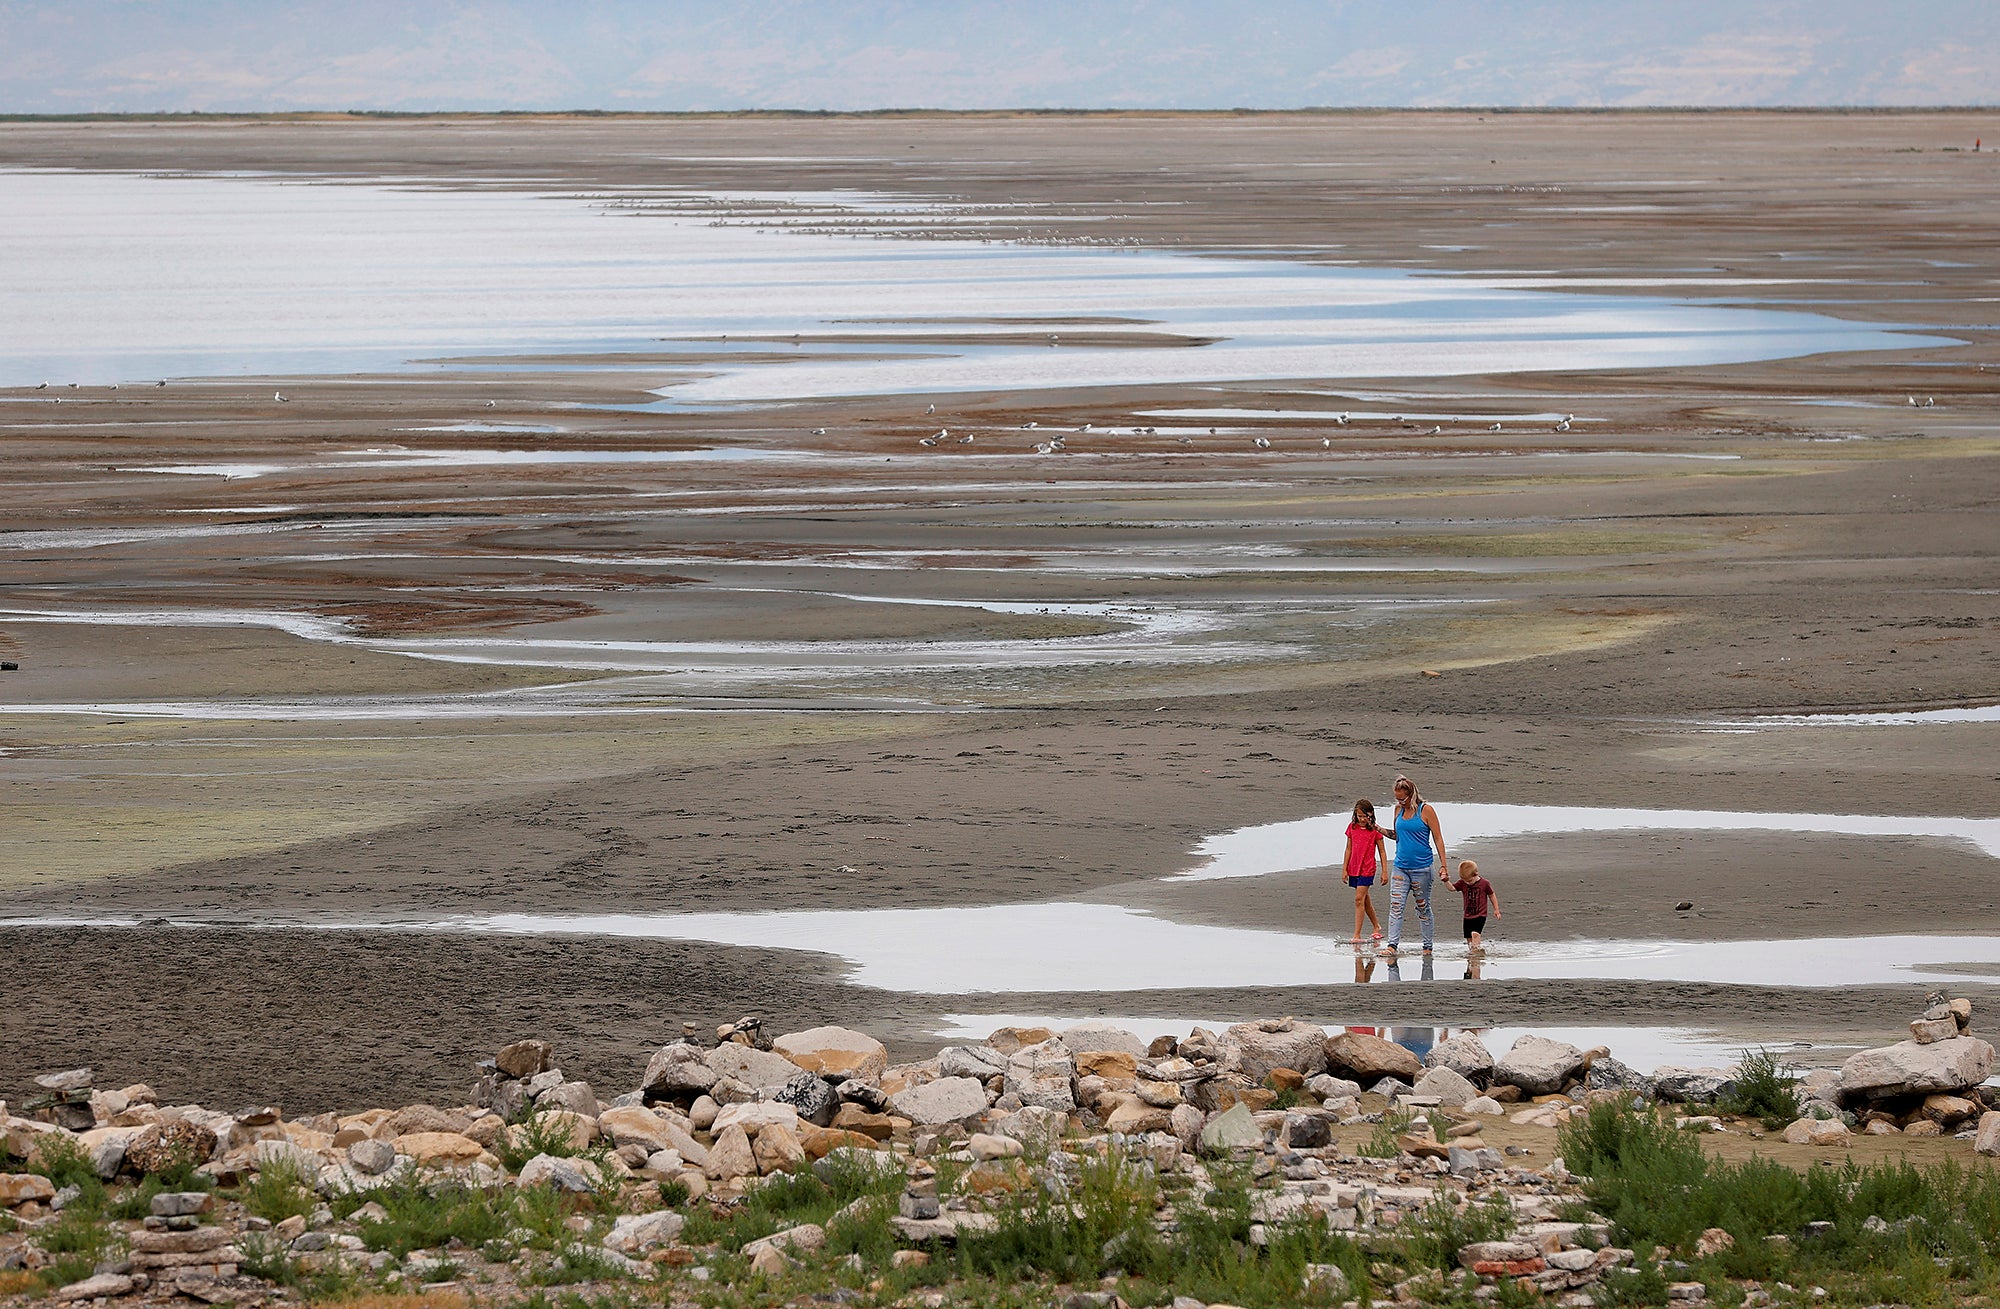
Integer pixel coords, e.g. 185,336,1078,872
4,1000,1998,1309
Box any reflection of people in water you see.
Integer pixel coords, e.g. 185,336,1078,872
1383,952,1435,985
1464,955,1484,981
1354,954,1377,984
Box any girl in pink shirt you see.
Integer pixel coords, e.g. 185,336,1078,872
1344,799,1388,944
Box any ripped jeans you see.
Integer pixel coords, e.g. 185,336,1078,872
1386,865,1435,952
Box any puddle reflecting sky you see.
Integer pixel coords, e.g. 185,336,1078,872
1187,801,2000,881
1,170,1942,397
9,906,1988,996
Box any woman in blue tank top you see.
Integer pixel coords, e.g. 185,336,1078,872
1383,773,1448,957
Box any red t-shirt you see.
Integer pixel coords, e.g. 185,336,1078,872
1344,822,1381,877
1456,877,1495,919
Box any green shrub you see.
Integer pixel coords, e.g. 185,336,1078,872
522,1244,625,1286
957,1148,1160,1284
1401,1193,1517,1273
355,1177,517,1256
32,1210,122,1290
1358,1107,1415,1159
494,1112,587,1171
25,1135,108,1213
1564,1096,2000,1283
237,1156,319,1224
1718,1049,1801,1130
107,1170,213,1222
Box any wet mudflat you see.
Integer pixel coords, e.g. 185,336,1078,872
1,111,1997,1108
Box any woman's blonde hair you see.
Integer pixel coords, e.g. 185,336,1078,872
1393,773,1423,812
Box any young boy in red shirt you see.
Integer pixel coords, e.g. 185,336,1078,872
1451,859,1500,950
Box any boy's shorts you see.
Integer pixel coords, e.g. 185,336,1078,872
1463,915,1487,939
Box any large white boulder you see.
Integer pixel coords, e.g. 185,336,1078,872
641,1043,716,1098
1056,1024,1148,1057
1493,1035,1587,1097
706,1043,811,1091
1425,1032,1494,1081
1838,1036,1995,1099
772,1027,889,1082
1224,1019,1328,1082
1413,1064,1478,1108
890,1077,991,1126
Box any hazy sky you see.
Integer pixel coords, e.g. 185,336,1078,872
4,1,1997,113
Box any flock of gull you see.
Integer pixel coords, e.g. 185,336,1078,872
880,408,1587,454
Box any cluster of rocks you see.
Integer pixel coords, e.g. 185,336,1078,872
1777,996,2000,1147
3,1010,1996,1307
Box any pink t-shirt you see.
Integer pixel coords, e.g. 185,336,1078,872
1344,822,1381,877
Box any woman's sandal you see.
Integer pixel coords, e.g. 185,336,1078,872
1370,931,1384,942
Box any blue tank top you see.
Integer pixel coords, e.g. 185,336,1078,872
1394,804,1433,870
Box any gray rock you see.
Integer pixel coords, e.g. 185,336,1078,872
835,1079,891,1113
517,1153,603,1192
1838,1037,1996,1099
1494,1035,1587,1097
1448,1145,1482,1177
603,1210,685,1254
1584,1057,1657,1098
993,1104,1066,1153
1057,1024,1148,1057
523,1069,564,1097
35,1068,94,1094
774,1072,839,1127
1306,1074,1363,1101
890,1076,991,1126
1368,1077,1412,1099
1004,1040,1078,1113
705,1043,804,1091
937,1045,1008,1080
1976,1110,2000,1157
53,1274,132,1301
533,1080,600,1117
150,1191,214,1218
1425,1033,1494,1081
490,1081,530,1122
1198,1102,1263,1153
1224,1019,1329,1082
1653,1068,1738,1106
1281,1113,1332,1150
641,1043,716,1100
1413,1065,1478,1108
347,1139,397,1176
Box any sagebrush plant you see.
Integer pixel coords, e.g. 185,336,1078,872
495,1111,591,1171
354,1177,519,1256
956,1145,1161,1283
33,1208,123,1290
1718,1048,1801,1130
1401,1192,1517,1273
1359,1105,1417,1159
237,1155,319,1224
1562,1096,2000,1294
